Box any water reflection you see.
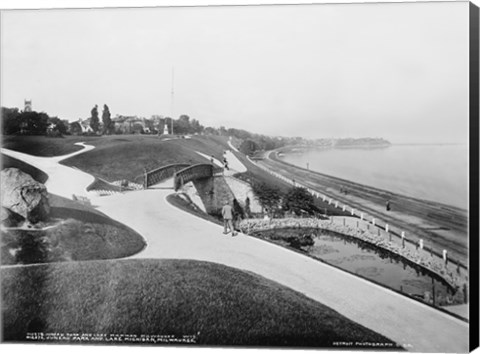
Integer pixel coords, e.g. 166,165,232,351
253,227,456,306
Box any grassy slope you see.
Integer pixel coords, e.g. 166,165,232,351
229,151,351,216
1,194,146,265
1,134,233,181
1,136,397,346
1,259,398,348
61,135,231,181
1,134,350,215
2,134,353,215
1,135,86,156
1,154,49,183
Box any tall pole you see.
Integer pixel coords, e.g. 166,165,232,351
170,66,174,135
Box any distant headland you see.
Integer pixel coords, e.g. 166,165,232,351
332,137,392,148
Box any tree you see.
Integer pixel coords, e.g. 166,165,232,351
174,114,190,134
282,187,319,216
1,107,21,135
21,111,49,135
47,117,68,135
218,126,228,136
102,104,113,134
239,139,259,156
90,105,99,133
252,182,282,216
204,127,218,135
190,118,204,134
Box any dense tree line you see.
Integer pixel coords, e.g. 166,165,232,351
172,115,204,135
1,104,305,155
251,184,319,218
1,107,68,136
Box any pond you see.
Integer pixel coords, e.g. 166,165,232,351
253,228,456,306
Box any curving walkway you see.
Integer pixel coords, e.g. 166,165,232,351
2,143,95,199
0,145,469,352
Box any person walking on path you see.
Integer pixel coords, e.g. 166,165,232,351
222,200,236,236
386,200,391,211
232,198,244,232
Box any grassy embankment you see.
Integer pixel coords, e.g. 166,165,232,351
3,135,349,217
1,258,399,348
1,152,146,264
2,135,86,156
1,193,146,265
2,135,231,179
1,135,399,347
1,154,49,183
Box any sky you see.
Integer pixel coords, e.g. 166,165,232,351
0,0,471,143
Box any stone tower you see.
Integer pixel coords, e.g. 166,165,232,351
24,99,32,112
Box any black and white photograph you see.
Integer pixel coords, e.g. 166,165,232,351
0,0,478,353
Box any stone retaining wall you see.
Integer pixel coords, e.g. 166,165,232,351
239,218,466,292
224,176,262,214
192,176,234,215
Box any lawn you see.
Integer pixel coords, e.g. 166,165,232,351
1,258,400,348
2,135,233,182
61,135,232,182
2,134,351,218
1,154,49,183
1,135,87,156
1,193,146,265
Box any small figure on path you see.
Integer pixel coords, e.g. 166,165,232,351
210,155,215,164
222,200,236,236
386,200,391,211
233,198,244,231
223,151,231,170
244,196,251,218
263,208,270,221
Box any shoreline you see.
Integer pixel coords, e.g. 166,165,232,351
276,145,467,212
240,219,464,294
1,142,470,352
260,150,468,263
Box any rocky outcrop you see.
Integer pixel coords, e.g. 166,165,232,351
1,168,50,224
1,207,25,227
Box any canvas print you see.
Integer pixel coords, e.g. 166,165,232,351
0,1,477,353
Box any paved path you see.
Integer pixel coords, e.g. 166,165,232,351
0,146,469,352
2,143,95,198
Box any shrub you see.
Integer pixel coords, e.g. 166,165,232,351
282,187,319,216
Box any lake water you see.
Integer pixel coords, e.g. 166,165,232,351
310,232,452,303
254,228,455,306
280,144,468,210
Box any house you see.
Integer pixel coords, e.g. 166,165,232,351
69,118,95,135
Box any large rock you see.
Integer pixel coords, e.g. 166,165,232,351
1,168,50,223
1,206,25,227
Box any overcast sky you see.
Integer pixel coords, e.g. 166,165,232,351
0,1,470,143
